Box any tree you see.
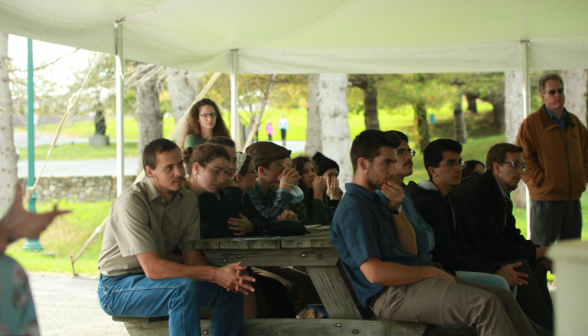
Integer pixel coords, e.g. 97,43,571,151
318,74,352,190
243,74,277,148
304,74,322,155
504,71,527,209
165,68,200,138
561,69,587,126
464,91,478,113
348,74,382,130
0,32,17,216
132,62,163,174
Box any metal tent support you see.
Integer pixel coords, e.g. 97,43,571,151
230,49,240,150
521,40,532,239
114,23,125,195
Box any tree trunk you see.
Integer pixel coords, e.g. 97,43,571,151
363,86,380,130
504,71,527,208
464,92,478,113
243,74,276,149
561,69,588,127
305,74,322,155
453,98,467,143
348,74,380,130
318,74,352,192
0,32,17,218
487,92,505,133
413,101,429,151
136,65,163,174
166,68,199,140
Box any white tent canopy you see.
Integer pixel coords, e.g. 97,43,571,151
1,0,587,74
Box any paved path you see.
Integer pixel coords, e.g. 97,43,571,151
29,274,127,336
18,158,140,177
16,139,306,177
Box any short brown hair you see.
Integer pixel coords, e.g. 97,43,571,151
207,136,235,148
538,73,564,94
183,144,230,177
486,143,524,172
143,138,180,172
350,130,401,172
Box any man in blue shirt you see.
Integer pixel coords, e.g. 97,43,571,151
330,130,551,336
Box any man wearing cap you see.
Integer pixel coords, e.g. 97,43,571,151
245,141,307,221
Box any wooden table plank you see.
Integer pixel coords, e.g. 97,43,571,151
204,248,340,267
306,266,363,319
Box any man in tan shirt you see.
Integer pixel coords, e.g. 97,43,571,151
97,138,253,336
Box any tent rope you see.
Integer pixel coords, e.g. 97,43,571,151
23,53,100,205
71,71,222,264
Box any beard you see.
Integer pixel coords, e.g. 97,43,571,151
366,166,386,190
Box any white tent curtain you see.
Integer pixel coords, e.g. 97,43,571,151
1,0,587,74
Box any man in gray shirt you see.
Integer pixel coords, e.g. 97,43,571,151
98,138,253,336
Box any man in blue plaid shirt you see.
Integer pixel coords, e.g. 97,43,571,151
245,142,306,221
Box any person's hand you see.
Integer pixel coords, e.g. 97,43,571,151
220,175,236,189
228,214,254,236
540,259,553,273
214,262,255,295
278,168,301,190
277,210,298,221
495,262,529,288
312,176,327,199
380,180,404,212
433,267,456,283
1,184,70,240
326,176,341,200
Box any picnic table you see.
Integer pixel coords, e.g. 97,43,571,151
114,226,429,335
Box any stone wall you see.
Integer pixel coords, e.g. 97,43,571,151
18,176,137,203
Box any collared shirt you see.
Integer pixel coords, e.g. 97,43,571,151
330,183,425,307
98,178,200,276
375,187,435,263
246,182,306,221
545,105,568,130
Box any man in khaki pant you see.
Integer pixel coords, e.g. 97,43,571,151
516,73,588,247
330,130,551,336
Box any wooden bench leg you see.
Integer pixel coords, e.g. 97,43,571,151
306,266,363,319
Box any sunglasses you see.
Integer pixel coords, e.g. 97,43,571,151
546,88,564,96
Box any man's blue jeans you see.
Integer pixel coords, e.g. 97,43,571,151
98,273,244,336
456,271,517,298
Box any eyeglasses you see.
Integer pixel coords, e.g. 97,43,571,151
546,88,564,96
435,160,464,170
199,112,218,119
397,149,416,157
498,161,528,172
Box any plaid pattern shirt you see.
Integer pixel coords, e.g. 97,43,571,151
247,182,306,221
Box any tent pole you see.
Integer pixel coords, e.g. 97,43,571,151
114,23,125,195
521,40,532,239
230,49,240,150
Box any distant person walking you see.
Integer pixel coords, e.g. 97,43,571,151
278,115,289,146
516,73,588,247
266,121,274,141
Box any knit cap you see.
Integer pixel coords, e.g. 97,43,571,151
312,152,340,176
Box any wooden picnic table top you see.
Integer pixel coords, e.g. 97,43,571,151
192,225,332,250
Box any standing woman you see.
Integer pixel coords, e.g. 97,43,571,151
265,121,274,141
181,98,230,150
291,156,328,225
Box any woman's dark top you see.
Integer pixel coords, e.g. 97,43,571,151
199,187,268,239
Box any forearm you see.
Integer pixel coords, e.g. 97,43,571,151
392,212,417,254
143,257,216,281
361,258,438,287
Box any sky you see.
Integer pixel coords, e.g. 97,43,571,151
8,34,94,88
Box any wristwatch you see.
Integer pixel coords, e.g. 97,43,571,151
390,204,403,215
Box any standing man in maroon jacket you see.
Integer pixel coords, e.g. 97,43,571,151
516,73,588,247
